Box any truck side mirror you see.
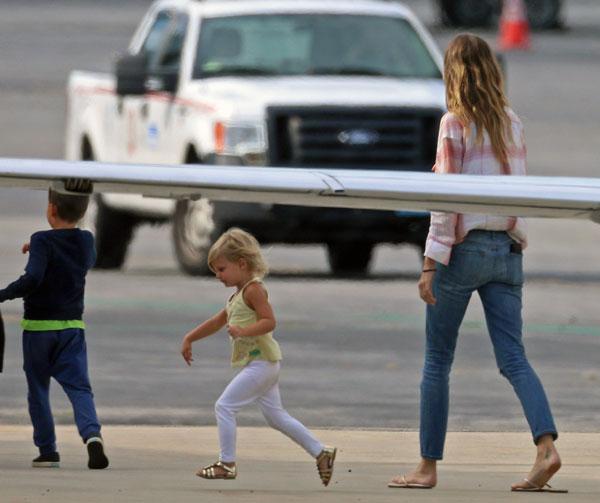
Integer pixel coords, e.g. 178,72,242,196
115,53,148,96
146,70,179,94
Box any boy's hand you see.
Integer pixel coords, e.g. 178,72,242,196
21,243,30,254
181,338,194,366
227,325,244,338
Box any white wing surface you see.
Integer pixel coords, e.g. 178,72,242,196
1,157,600,223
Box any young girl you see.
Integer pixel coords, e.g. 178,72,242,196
389,34,565,493
180,228,336,485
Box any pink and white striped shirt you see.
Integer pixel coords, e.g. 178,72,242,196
424,109,528,265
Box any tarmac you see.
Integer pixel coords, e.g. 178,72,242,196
1,426,598,502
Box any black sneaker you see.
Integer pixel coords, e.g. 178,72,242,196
86,437,109,469
32,452,60,468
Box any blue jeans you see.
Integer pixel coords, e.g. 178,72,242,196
420,231,557,460
22,328,101,455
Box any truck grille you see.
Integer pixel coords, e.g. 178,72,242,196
266,106,442,170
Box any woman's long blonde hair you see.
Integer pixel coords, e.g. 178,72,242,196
444,34,512,166
208,227,268,278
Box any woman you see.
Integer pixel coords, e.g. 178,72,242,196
389,34,565,493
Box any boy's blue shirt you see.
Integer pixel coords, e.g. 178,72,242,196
0,228,96,321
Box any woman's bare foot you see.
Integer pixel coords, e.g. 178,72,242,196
511,435,561,491
388,458,437,488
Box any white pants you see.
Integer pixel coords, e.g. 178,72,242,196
215,360,323,462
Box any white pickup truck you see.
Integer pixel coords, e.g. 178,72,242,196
66,0,445,275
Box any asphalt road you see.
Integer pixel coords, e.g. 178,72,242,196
0,0,599,432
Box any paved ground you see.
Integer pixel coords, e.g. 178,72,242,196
1,0,600,431
1,214,600,431
1,7,599,503
2,426,598,502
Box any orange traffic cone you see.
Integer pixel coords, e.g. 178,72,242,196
498,0,530,51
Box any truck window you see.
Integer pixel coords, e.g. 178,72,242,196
155,13,189,71
140,10,173,63
193,15,441,79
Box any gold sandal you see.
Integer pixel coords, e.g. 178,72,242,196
511,478,568,493
196,461,237,480
316,446,337,486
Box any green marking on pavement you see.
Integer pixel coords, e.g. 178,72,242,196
356,312,600,337
525,323,600,337
86,297,222,312
369,313,422,323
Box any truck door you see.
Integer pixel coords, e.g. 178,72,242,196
143,11,189,164
121,9,174,164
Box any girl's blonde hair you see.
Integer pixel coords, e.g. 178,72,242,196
207,227,268,278
444,33,513,167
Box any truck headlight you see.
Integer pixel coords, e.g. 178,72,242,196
214,122,266,158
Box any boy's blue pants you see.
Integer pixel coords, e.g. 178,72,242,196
22,328,101,455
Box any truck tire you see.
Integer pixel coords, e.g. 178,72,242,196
526,0,561,29
93,196,138,269
172,199,219,276
438,0,496,27
327,242,374,275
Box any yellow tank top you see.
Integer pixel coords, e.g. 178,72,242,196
226,278,282,367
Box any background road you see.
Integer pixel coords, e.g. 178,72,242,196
0,0,599,432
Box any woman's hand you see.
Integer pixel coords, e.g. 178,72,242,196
418,271,436,304
21,243,30,254
228,325,244,339
181,337,194,366
418,257,438,305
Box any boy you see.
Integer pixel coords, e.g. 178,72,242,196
0,182,108,469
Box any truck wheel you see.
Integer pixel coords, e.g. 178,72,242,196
93,196,138,269
439,0,496,27
526,0,561,29
172,199,219,276
327,242,374,275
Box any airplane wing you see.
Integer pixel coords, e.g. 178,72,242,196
1,157,600,222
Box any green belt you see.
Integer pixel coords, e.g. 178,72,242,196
21,319,86,331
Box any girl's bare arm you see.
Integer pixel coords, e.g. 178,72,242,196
229,283,276,338
184,309,228,343
181,309,227,365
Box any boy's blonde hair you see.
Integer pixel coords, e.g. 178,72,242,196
207,228,268,278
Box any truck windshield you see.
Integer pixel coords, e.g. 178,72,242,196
193,14,441,79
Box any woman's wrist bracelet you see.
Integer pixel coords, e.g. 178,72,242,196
422,268,437,273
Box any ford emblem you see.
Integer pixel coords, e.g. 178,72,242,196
338,129,380,146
